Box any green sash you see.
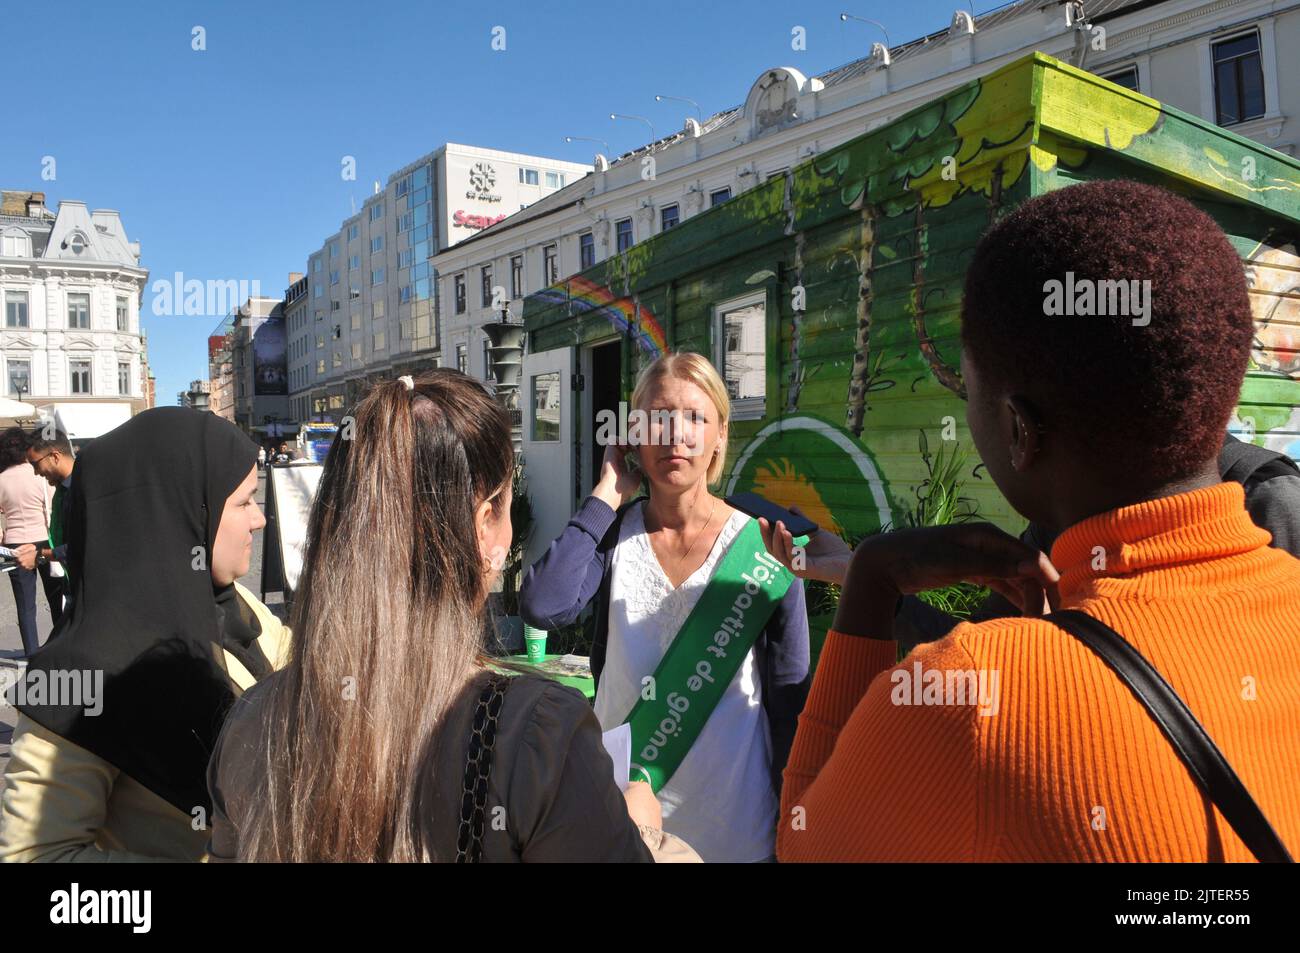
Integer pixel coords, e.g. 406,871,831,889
624,519,804,792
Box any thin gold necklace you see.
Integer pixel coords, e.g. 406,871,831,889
654,490,718,582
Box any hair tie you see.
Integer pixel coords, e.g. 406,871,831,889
398,375,415,391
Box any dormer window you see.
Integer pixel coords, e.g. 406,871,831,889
66,230,89,254
0,229,31,258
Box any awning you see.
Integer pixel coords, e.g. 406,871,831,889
35,402,133,441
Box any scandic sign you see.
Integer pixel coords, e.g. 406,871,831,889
453,210,508,230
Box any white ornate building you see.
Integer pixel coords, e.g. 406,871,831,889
0,190,151,440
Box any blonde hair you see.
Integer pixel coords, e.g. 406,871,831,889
630,351,731,485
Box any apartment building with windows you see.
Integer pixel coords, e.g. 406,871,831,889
433,0,1300,382
0,190,151,440
287,144,589,422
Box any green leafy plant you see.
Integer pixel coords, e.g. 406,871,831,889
804,429,989,621
499,461,534,619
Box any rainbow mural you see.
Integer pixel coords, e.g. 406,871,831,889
533,275,667,357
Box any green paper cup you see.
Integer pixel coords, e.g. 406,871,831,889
524,625,547,665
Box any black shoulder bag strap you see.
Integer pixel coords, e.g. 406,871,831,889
1220,434,1300,486
1048,609,1293,863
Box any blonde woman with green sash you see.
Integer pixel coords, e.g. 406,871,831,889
520,352,811,862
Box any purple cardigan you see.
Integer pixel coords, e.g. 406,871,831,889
518,495,811,797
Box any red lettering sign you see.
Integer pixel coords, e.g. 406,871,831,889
453,210,507,230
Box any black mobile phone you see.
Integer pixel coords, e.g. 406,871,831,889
725,492,819,537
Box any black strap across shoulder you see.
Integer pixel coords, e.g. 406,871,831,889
1220,434,1300,486
455,672,511,863
1048,609,1293,863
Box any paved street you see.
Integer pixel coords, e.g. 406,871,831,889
0,470,282,778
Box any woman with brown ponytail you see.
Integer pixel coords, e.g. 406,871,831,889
207,370,685,862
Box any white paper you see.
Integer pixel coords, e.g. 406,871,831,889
601,722,632,792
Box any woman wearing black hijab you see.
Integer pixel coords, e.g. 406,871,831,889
0,408,290,862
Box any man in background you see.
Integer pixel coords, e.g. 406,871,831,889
15,431,76,612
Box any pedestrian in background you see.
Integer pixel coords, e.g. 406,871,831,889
0,428,62,658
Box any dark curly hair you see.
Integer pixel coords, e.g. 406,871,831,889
961,179,1254,484
0,427,30,471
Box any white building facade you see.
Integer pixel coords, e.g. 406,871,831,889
434,0,1300,383
0,191,150,441
287,144,589,423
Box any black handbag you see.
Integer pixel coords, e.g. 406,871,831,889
1048,609,1293,863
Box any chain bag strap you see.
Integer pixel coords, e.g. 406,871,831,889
455,672,511,863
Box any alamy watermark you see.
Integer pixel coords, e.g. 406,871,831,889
1042,272,1151,327
890,661,1001,717
2,668,103,716
149,272,263,317
594,401,706,455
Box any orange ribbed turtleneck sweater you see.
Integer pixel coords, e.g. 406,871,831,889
777,482,1300,862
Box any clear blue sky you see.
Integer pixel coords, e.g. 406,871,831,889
4,0,973,405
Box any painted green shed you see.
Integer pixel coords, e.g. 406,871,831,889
519,51,1300,578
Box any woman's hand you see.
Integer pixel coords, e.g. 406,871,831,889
834,523,1061,638
622,780,662,830
758,506,853,586
591,442,643,512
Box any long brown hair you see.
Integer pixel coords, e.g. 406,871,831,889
234,370,513,860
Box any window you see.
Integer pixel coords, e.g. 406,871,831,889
315,310,324,322
454,274,466,314
333,351,343,368
5,291,28,328
351,342,362,360
511,255,523,298
8,359,30,396
332,324,342,340
519,168,539,185
370,235,384,254
1,231,31,257
118,362,131,396
713,292,766,420
314,285,323,299
67,292,90,329
710,187,732,207
349,254,361,270
317,359,326,374
116,296,128,331
616,219,633,254
331,300,341,312
483,338,491,380
371,268,385,286
398,248,414,268
351,312,361,331
580,232,595,269
399,285,412,304
70,358,92,394
347,223,359,241
543,245,558,284
481,265,493,307
312,258,322,273
456,344,467,373
373,329,386,350
329,242,338,259
395,175,410,198
330,270,339,286
316,334,325,348
1101,65,1139,91
661,204,680,231
369,203,384,222
373,299,385,319
545,171,559,188
1213,33,1265,125
531,372,561,442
